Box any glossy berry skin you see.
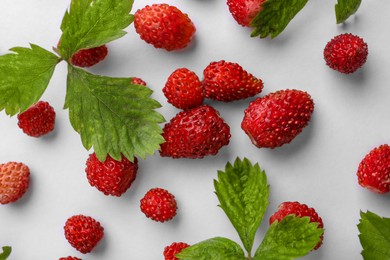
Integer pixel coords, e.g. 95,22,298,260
140,188,177,222
227,0,265,27
203,60,263,102
164,242,190,260
324,33,368,74
132,77,147,86
163,68,204,109
17,101,55,137
241,89,314,148
71,45,108,67
357,144,390,193
85,153,138,197
64,215,104,254
0,162,30,204
59,257,81,260
134,4,196,51
270,201,324,250
160,105,231,159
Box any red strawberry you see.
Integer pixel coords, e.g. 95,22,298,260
132,77,147,86
324,33,368,74
134,4,196,51
59,257,81,260
227,0,265,27
140,188,177,222
203,60,263,102
163,68,204,109
160,105,231,158
0,162,30,204
164,242,190,260
85,153,138,197
270,201,324,250
241,89,314,148
64,215,104,254
17,101,56,137
357,144,390,193
71,45,108,67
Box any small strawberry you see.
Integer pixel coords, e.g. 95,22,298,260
241,89,314,148
85,153,138,197
163,68,204,109
131,77,147,86
59,257,81,260
17,101,56,137
324,33,368,74
203,60,263,102
140,188,177,222
134,4,196,51
160,105,231,159
357,144,390,194
269,201,324,250
164,242,190,260
64,215,104,254
0,162,30,204
70,45,108,67
227,0,265,27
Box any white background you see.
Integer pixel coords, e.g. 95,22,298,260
0,0,389,259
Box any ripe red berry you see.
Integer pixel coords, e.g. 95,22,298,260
203,60,263,102
357,144,390,194
163,68,204,109
134,4,196,51
71,45,108,67
0,162,30,204
164,242,190,260
160,105,231,159
131,77,147,86
140,188,177,222
85,153,138,197
324,33,368,74
241,89,314,148
270,201,324,250
17,101,55,137
64,215,104,254
227,0,265,27
59,257,81,260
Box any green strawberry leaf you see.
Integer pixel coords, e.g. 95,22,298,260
358,211,390,259
335,0,362,24
0,44,60,116
176,237,246,260
254,215,323,259
65,65,165,162
214,157,269,254
0,246,11,260
250,0,309,38
58,0,134,60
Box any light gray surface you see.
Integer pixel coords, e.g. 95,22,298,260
0,0,389,259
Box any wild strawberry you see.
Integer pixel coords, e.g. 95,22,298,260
59,257,81,260
270,201,324,250
140,188,177,222
85,153,138,197
70,45,108,67
17,101,56,137
324,33,368,74
160,105,231,158
357,144,390,194
0,162,30,204
134,4,196,51
164,242,190,260
241,89,314,148
64,215,104,254
203,60,263,102
227,0,265,27
163,68,204,109
131,77,147,86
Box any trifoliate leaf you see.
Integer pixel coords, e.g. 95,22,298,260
58,0,134,60
65,65,165,162
0,44,60,116
176,237,246,260
250,0,309,38
0,246,11,260
214,157,269,254
358,211,390,259
254,215,323,259
335,0,362,24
